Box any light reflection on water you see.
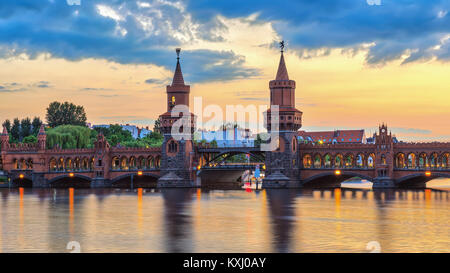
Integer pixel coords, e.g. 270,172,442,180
0,183,449,253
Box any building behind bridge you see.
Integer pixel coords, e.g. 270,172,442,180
297,129,366,144
196,127,255,148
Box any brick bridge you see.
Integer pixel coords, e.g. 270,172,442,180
1,49,449,189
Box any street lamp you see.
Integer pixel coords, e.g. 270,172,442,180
69,173,75,178
425,171,431,177
19,174,24,179
137,171,143,176
335,170,341,175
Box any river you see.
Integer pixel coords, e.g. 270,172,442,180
0,179,449,253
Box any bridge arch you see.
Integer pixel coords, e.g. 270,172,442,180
201,150,264,166
430,152,439,168
302,171,374,188
111,156,120,170
81,157,89,170
367,153,375,168
110,173,159,188
356,153,365,168
396,172,450,188
12,173,33,187
395,152,406,169
334,154,344,168
418,153,428,168
302,154,312,168
323,153,332,168
344,153,354,168
407,153,416,168
440,153,449,168
313,153,322,168
49,174,92,188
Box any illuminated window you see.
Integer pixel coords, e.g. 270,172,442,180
171,96,176,104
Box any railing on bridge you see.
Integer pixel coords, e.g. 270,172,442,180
200,162,264,170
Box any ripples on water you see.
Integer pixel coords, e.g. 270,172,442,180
0,179,449,253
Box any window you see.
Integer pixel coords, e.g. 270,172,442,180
171,96,176,104
168,140,178,153
349,138,352,141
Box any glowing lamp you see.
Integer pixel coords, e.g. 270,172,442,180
137,171,143,176
262,165,266,170
19,174,24,179
335,170,341,175
425,171,431,177
197,165,201,170
69,173,75,178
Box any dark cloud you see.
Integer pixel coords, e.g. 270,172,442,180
36,81,50,88
81,87,108,91
187,0,450,64
0,0,448,85
145,78,169,85
0,82,27,92
0,0,258,82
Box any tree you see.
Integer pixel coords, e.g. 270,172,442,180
23,135,37,144
2,119,11,133
139,131,163,147
46,125,92,149
20,117,32,140
31,117,43,135
10,118,21,142
153,119,161,134
46,101,87,127
210,140,218,148
93,124,133,147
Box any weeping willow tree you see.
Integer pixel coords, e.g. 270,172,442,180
46,125,93,149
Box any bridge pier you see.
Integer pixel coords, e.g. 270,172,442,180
91,178,109,188
32,173,50,188
372,177,397,189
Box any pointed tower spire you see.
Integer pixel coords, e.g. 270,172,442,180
38,124,45,135
2,125,7,135
275,41,289,80
172,48,185,86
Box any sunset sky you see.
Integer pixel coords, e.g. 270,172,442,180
0,0,449,141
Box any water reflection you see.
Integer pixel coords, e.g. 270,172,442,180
0,187,449,253
162,189,194,253
265,189,297,253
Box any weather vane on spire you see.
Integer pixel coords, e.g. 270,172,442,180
280,40,285,53
176,48,181,60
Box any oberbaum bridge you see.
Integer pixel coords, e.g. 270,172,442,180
1,46,449,189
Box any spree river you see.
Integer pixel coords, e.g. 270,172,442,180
0,180,449,253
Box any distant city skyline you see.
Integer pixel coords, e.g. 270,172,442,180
1,1,449,142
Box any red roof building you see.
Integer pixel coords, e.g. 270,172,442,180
297,129,366,144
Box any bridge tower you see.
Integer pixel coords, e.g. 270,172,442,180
91,133,110,188
31,125,51,187
157,48,196,187
372,123,396,188
263,43,303,188
1,126,9,151
37,124,46,150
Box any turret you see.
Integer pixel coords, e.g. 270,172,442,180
1,125,9,150
263,41,302,188
37,124,46,150
265,41,302,132
159,48,196,135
